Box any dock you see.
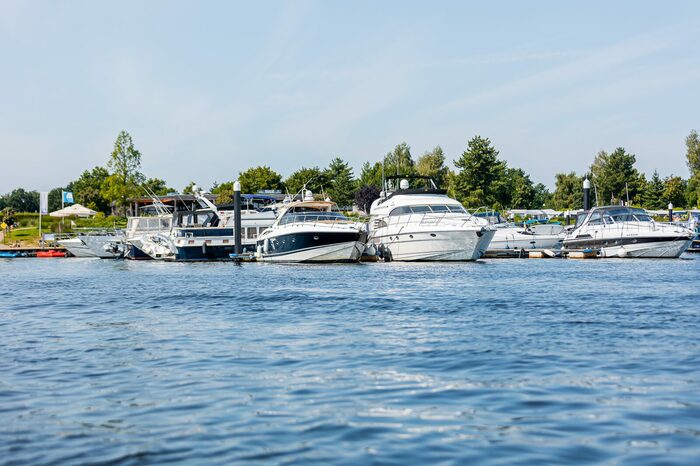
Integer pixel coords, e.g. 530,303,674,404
483,248,600,259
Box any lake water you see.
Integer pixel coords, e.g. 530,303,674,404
1,256,700,465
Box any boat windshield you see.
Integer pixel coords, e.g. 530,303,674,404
389,205,468,216
279,211,348,225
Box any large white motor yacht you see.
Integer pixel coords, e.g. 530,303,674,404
563,206,693,258
256,191,367,263
368,176,494,261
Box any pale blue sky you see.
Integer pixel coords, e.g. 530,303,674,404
1,0,699,193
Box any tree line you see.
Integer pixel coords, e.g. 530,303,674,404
2,130,700,217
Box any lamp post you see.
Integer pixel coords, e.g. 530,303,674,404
668,202,673,223
583,178,591,211
234,180,242,256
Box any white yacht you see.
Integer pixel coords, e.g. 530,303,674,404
256,191,367,263
563,206,693,258
368,176,494,261
477,213,565,250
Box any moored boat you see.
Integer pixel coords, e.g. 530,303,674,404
563,206,693,258
256,191,366,263
368,176,494,261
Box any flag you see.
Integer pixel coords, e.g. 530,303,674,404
40,192,49,215
62,191,74,204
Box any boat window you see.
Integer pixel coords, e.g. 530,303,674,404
633,213,652,222
389,206,412,216
410,206,431,213
430,205,450,212
447,205,467,213
603,214,615,225
588,212,602,225
279,211,347,225
247,227,258,239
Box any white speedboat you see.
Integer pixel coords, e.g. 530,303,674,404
81,231,126,259
368,176,494,261
57,236,95,257
489,223,565,250
563,206,693,258
256,191,367,263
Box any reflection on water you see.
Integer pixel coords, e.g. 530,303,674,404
1,257,700,465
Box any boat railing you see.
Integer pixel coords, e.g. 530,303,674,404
278,213,363,229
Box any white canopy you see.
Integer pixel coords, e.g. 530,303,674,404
49,204,97,218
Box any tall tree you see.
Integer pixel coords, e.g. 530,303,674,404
359,161,383,189
663,175,687,208
4,188,39,212
182,181,196,195
143,178,175,196
71,167,111,213
101,131,145,216
642,171,665,209
416,145,449,188
686,130,700,207
552,172,582,210
533,183,552,209
384,142,415,176
238,166,284,194
590,147,641,205
324,158,356,207
284,167,327,195
453,136,506,208
48,187,65,212
354,185,380,214
686,130,700,176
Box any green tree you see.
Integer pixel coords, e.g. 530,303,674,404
284,167,327,195
238,166,284,194
354,185,380,214
143,178,175,196
642,170,665,209
685,130,700,207
71,167,111,213
4,188,39,212
590,147,642,205
686,130,700,176
359,161,384,189
182,181,196,195
324,158,356,207
384,142,415,176
453,136,506,208
48,187,65,212
533,183,551,209
101,131,145,216
499,167,536,208
552,172,582,210
663,175,687,208
416,145,449,188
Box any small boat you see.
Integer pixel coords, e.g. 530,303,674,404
0,251,26,258
563,206,694,258
57,236,95,257
36,250,66,258
475,212,565,251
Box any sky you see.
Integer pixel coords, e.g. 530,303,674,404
1,0,699,193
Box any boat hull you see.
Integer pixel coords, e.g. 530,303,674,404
564,236,693,258
58,238,96,258
259,231,366,263
373,228,495,261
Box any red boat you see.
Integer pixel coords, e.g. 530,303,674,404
36,250,66,258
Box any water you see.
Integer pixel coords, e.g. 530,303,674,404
1,257,700,465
